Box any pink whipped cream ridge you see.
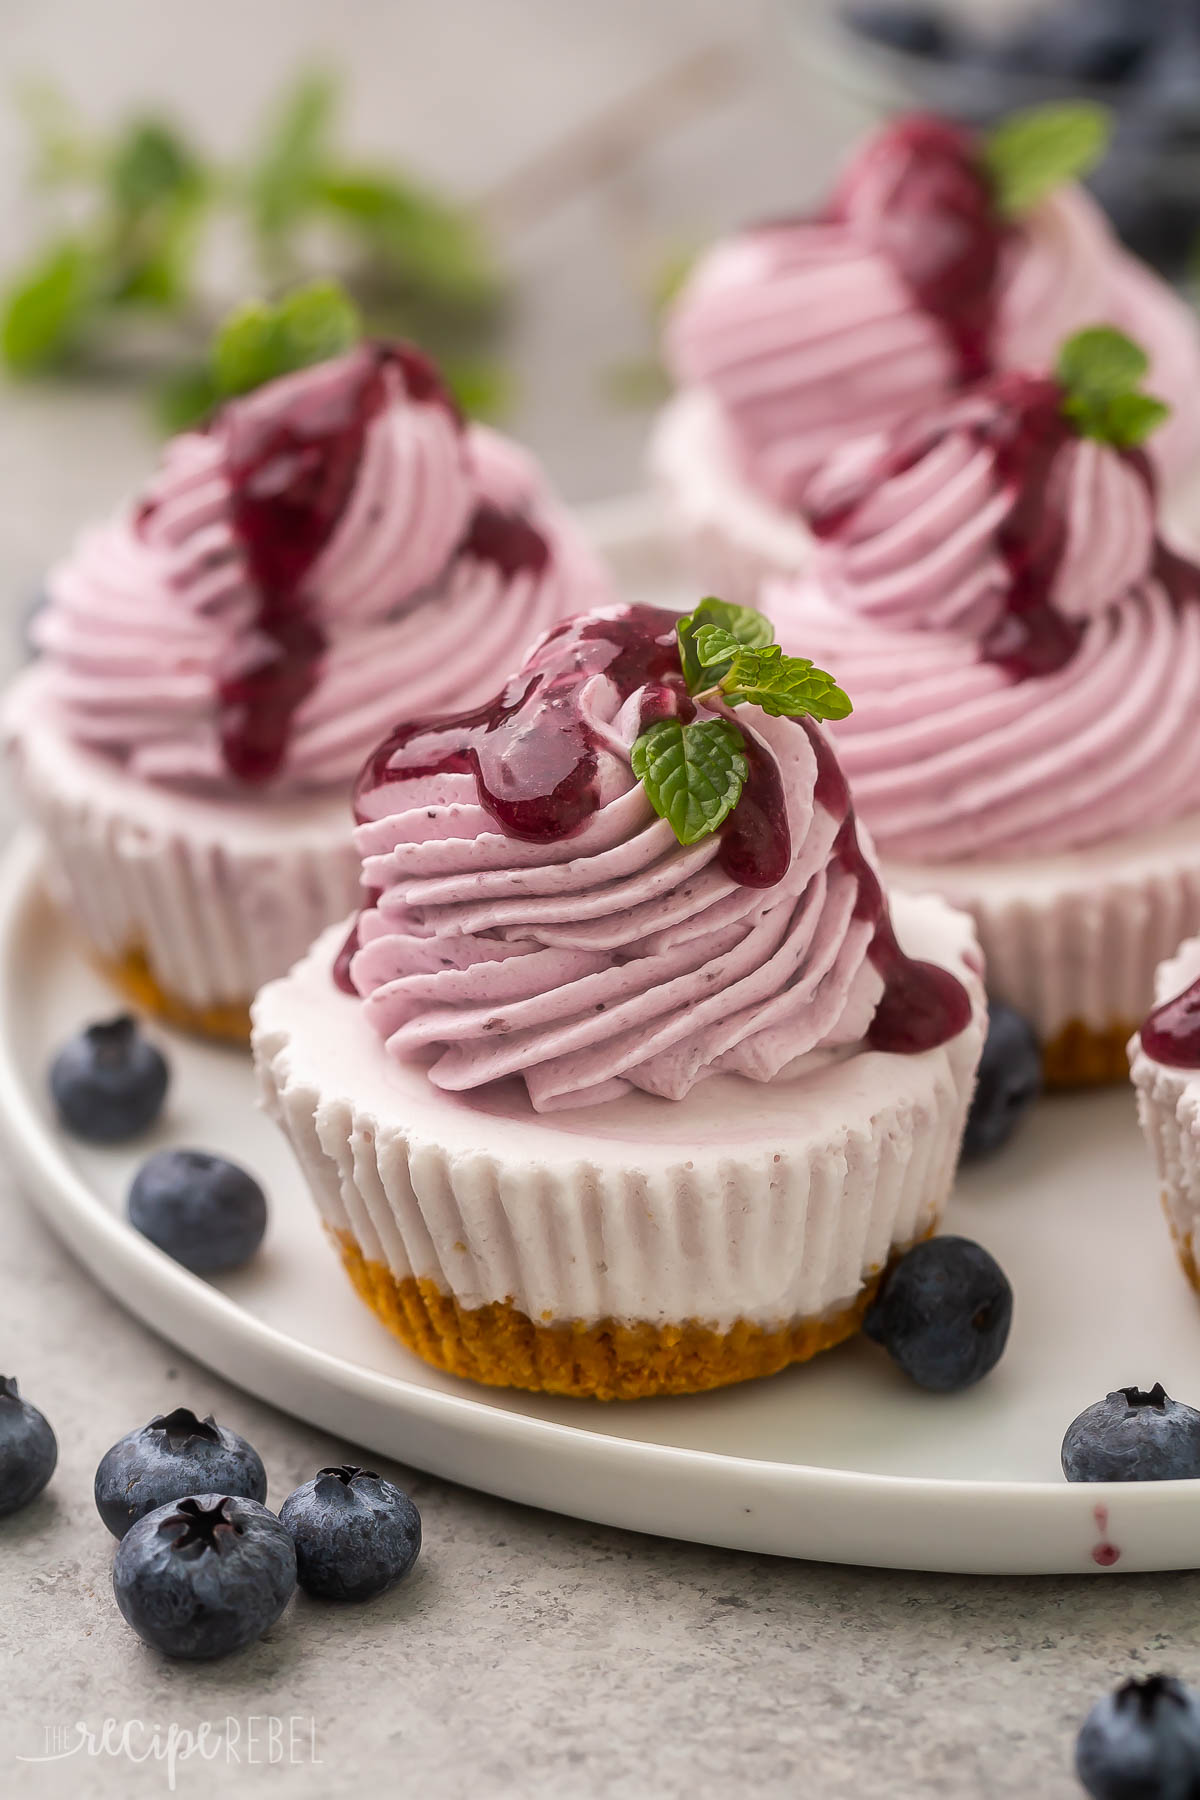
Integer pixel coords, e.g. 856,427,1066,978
340,603,971,1113
664,115,1200,509
769,375,1200,864
33,342,608,794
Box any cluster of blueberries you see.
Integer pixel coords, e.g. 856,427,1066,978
0,1393,421,1659
843,0,1200,275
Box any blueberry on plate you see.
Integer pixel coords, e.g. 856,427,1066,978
113,1493,296,1661
1062,1384,1200,1482
94,1406,268,1538
49,1015,169,1143
864,1236,1013,1392
280,1465,421,1602
842,5,951,59
128,1149,268,1273
960,1001,1042,1162
1077,1675,1200,1800
0,1376,57,1516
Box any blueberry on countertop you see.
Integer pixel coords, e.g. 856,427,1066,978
49,1015,169,1143
960,1001,1042,1162
1076,1675,1200,1800
843,5,951,59
864,1236,1013,1392
112,1493,296,1660
128,1149,268,1274
0,1377,57,1516
280,1465,422,1602
94,1406,268,1538
1062,1384,1200,1482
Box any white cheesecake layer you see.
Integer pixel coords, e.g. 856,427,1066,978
647,389,814,604
252,892,985,1332
886,813,1200,1043
6,666,362,1008
1131,936,1200,1280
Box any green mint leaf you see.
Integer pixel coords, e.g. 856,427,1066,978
212,280,362,400
982,102,1110,218
677,597,773,694
1,238,94,372
249,70,337,251
319,171,503,319
1065,389,1170,450
1057,326,1169,448
1057,326,1147,399
631,717,749,847
718,645,852,721
109,120,200,214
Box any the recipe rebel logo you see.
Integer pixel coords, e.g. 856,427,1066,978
17,1714,322,1790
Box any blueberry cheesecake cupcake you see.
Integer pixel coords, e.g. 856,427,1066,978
1131,943,1200,1291
5,296,609,1040
253,599,985,1400
765,327,1200,1087
653,106,1200,599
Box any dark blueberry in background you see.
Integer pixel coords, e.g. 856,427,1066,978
1087,155,1200,280
49,1015,169,1143
128,1149,268,1273
960,1002,1042,1162
0,1376,57,1516
1000,0,1156,85
864,1236,1013,1392
94,1406,268,1538
1076,1675,1200,1800
280,1464,422,1602
112,1493,296,1660
1062,1384,1200,1482
843,5,952,58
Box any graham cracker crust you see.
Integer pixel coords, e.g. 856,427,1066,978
93,945,252,1045
1041,1016,1139,1090
336,1231,882,1401
1163,1196,1200,1295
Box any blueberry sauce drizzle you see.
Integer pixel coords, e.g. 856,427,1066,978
1141,978,1200,1069
811,371,1168,682
137,341,456,786
339,605,970,1051
824,115,1008,385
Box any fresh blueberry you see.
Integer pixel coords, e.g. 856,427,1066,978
49,1015,169,1144
112,1493,296,1660
128,1150,268,1273
0,1376,57,1516
960,1001,1042,1161
279,1464,422,1602
864,1236,1012,1392
1000,0,1155,85
1077,1675,1200,1800
94,1406,268,1538
843,5,951,59
1062,1384,1200,1482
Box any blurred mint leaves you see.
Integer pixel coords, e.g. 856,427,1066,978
1,71,508,428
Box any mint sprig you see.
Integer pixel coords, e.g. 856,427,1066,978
631,601,852,849
631,718,749,847
212,280,362,400
1056,326,1170,449
981,102,1110,219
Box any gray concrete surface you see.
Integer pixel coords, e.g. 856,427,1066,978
1,4,1194,1797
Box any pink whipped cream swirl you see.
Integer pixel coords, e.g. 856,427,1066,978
34,343,608,793
768,375,1200,863
664,115,1200,508
339,604,971,1113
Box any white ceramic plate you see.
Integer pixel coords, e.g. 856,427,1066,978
5,497,1200,1575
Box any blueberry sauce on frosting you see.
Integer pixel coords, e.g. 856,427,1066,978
338,604,970,1109
33,348,606,795
664,114,1200,505
1141,981,1200,1069
770,377,1200,863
